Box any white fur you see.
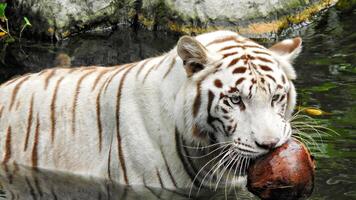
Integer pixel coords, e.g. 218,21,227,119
0,30,300,191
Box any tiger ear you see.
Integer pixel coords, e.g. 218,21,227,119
270,37,302,80
270,37,302,63
177,36,209,76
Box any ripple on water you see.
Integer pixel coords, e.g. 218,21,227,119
326,174,355,185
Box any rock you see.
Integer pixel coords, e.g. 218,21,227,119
7,0,136,40
247,139,315,200
6,0,338,40
336,0,356,13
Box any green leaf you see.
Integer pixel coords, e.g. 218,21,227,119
5,36,15,43
337,63,356,74
23,17,32,26
308,82,338,92
0,3,7,20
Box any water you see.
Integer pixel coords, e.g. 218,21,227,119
0,7,355,200
293,8,356,200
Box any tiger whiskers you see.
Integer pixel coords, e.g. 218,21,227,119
187,108,337,198
213,152,238,191
224,155,241,200
182,144,232,159
227,155,250,199
290,122,321,152
292,121,336,137
188,144,232,197
289,111,338,153
233,157,250,198
232,155,245,199
292,127,321,152
222,153,250,199
289,106,310,121
183,141,231,149
222,155,238,199
224,155,238,198
195,148,234,195
194,149,249,198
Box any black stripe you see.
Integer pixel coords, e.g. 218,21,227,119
107,143,113,181
156,168,165,188
33,176,43,197
116,65,135,185
3,126,12,164
207,91,227,135
105,181,111,200
143,177,161,199
3,164,11,184
163,58,176,79
25,176,37,200
175,127,202,188
0,105,3,119
50,187,58,200
9,76,30,111
120,186,129,200
160,147,178,187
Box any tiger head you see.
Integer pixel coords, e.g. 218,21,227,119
175,31,301,159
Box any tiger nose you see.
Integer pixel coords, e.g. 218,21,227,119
255,138,280,150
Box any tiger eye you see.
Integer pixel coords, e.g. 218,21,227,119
230,95,241,104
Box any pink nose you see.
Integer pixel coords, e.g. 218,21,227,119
255,138,280,150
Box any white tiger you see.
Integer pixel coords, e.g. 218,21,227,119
0,30,301,191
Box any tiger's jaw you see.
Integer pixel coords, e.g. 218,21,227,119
203,126,293,185
232,123,293,159
209,115,293,162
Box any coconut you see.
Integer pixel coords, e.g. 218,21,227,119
247,139,315,200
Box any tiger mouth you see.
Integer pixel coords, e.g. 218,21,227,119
235,147,260,155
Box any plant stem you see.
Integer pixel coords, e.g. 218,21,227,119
19,24,28,42
0,25,8,33
5,18,11,37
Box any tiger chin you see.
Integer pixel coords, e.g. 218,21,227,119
0,31,301,194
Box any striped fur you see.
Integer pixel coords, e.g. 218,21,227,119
0,31,301,190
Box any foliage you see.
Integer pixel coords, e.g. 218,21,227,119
308,82,338,93
0,3,32,43
0,3,10,38
0,3,7,20
19,17,32,41
337,63,356,74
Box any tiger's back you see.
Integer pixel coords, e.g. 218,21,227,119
0,67,117,174
0,57,187,188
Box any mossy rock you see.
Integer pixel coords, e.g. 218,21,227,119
336,0,356,12
7,0,339,40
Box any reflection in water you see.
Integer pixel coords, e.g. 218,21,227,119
0,164,254,200
0,7,356,200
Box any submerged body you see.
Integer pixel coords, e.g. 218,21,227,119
0,31,302,190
